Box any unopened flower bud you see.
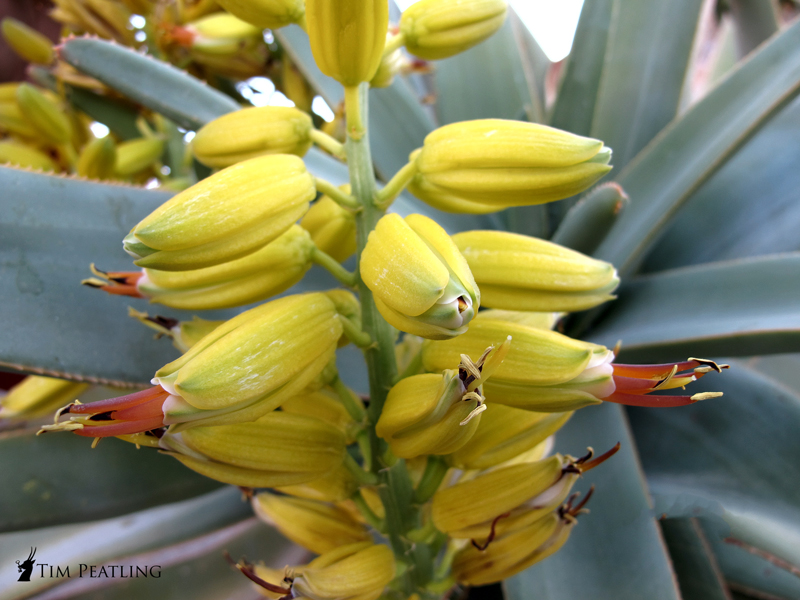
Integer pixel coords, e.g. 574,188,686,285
135,225,314,310
1,18,54,65
300,191,357,263
447,405,572,470
306,0,389,86
77,136,116,180
453,230,619,312
276,462,360,502
187,12,261,44
0,140,57,171
0,100,38,138
409,119,612,213
371,33,404,88
399,0,507,60
282,388,358,440
114,137,165,177
123,154,314,271
16,84,71,145
252,493,370,554
193,106,313,168
1,376,89,420
215,0,305,29
361,213,479,339
159,411,347,487
252,542,395,600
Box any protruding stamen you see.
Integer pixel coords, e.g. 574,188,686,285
223,552,292,596
577,442,621,472
471,511,510,551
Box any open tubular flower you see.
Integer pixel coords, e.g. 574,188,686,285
39,293,342,436
361,213,479,340
157,412,347,487
306,0,389,86
247,542,396,600
423,312,728,411
215,0,305,29
300,190,357,263
192,106,313,168
376,340,509,458
87,225,315,310
408,119,612,213
452,230,620,312
123,154,314,271
399,0,508,60
252,493,370,554
1,376,89,420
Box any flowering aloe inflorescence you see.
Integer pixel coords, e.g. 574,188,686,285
34,1,730,598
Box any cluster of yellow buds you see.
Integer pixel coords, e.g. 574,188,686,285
34,1,731,598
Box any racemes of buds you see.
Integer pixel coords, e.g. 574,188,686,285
246,542,396,600
39,293,343,436
215,0,305,29
423,311,728,410
408,119,612,213
123,154,315,271
88,225,316,310
399,0,508,60
192,106,313,168
453,230,620,312
305,0,388,87
361,213,479,339
376,340,509,458
157,412,347,487
252,493,370,554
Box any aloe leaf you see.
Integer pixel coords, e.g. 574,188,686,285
0,430,221,533
504,403,680,600
660,518,733,600
594,17,800,275
729,0,779,58
276,25,342,108
592,0,703,177
644,97,800,271
551,183,629,255
59,37,240,131
27,519,300,600
589,254,800,360
0,487,250,600
433,10,545,125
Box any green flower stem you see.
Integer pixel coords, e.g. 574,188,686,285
309,128,347,160
344,85,366,140
383,32,406,57
333,376,367,422
314,177,360,209
310,246,358,286
340,315,374,348
413,456,449,504
375,160,418,209
352,489,386,533
343,452,379,486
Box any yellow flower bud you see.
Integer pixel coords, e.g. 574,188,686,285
447,405,572,470
135,225,314,310
370,33,404,88
114,137,165,177
478,308,559,330
408,119,612,213
252,493,371,554
215,0,305,29
192,106,313,168
124,154,315,271
300,191,357,263
452,511,565,586
361,213,479,340
0,140,57,171
0,101,37,139
276,462,359,502
422,311,613,411
291,542,396,600
16,84,72,145
282,388,358,440
159,411,347,487
453,230,619,312
1,18,55,65
399,0,507,60
1,376,89,420
77,136,117,180
306,0,389,86
431,456,563,535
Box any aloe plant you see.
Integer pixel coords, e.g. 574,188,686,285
1,1,800,599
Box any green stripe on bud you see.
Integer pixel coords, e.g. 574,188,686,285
193,106,313,168
400,0,508,60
